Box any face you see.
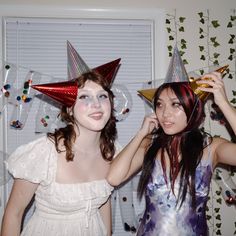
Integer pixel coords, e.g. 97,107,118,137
155,88,187,135
73,80,111,132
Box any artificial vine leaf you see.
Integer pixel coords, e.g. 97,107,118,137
200,69,204,75
198,12,204,18
212,20,220,28
199,46,204,51
166,19,171,24
230,98,236,104
227,22,233,28
228,73,233,79
166,27,171,33
213,60,219,65
179,26,184,32
228,38,234,44
210,37,216,43
169,52,172,57
181,44,187,49
232,90,236,96
179,50,185,56
181,39,187,44
200,35,204,39
183,59,188,65
213,42,220,47
199,28,204,34
169,35,174,41
206,215,212,220
216,229,222,235
228,54,234,60
167,45,173,51
200,18,205,24
213,53,220,58
216,198,222,204
216,214,221,220
230,48,235,54
200,55,206,60
230,15,236,21
216,223,222,228
230,34,235,39
216,190,221,195
179,17,186,23
214,208,220,213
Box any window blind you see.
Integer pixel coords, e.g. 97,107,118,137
3,17,154,235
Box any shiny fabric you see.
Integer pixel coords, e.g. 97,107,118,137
137,152,212,236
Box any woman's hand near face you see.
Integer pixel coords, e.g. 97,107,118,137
139,113,159,138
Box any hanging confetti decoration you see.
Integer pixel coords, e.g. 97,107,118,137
9,70,41,129
213,167,236,205
0,63,18,114
112,83,133,122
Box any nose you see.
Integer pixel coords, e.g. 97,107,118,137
91,97,101,108
162,105,172,118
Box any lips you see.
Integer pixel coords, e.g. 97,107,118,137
162,121,174,128
89,112,103,120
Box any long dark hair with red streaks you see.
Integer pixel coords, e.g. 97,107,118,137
137,82,211,208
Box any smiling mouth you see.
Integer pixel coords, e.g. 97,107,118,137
89,112,103,120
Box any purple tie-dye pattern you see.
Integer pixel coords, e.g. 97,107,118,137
137,159,212,236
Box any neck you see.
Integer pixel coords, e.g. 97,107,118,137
73,126,101,152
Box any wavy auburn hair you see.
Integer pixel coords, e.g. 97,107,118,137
138,82,211,208
48,71,117,162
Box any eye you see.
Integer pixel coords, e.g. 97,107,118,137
78,94,89,100
98,93,108,99
172,102,182,108
155,101,162,108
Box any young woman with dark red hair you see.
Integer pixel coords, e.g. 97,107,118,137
107,71,236,235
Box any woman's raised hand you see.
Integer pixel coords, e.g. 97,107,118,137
197,72,229,107
139,113,159,137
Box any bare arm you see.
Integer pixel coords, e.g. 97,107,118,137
198,72,236,166
107,114,158,186
99,198,112,236
1,179,39,236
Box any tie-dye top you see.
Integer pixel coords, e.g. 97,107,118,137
137,145,212,236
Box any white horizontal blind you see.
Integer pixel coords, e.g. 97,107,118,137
3,17,153,235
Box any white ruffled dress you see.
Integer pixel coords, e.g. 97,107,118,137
6,136,114,236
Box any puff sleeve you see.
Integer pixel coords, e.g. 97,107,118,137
5,136,56,186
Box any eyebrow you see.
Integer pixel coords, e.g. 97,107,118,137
157,97,179,101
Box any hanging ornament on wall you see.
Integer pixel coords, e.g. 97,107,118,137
213,167,236,205
112,83,132,122
9,71,41,129
0,63,17,114
34,95,66,133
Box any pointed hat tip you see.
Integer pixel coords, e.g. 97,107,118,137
190,65,229,101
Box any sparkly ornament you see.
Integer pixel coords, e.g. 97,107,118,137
112,83,132,122
190,65,229,101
